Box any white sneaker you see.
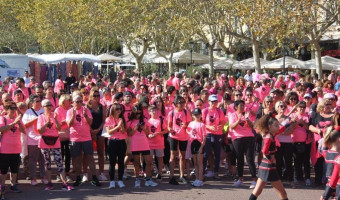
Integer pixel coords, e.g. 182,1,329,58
145,179,158,187
232,180,243,187
82,174,88,183
117,181,125,188
31,179,39,186
109,181,115,189
135,179,141,188
42,179,49,185
249,181,256,189
205,171,214,178
56,175,61,182
305,179,312,186
98,173,108,181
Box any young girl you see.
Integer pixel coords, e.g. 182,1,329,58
321,113,340,200
186,108,206,187
249,113,288,200
127,104,158,187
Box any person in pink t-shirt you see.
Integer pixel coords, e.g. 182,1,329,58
54,75,65,94
147,105,167,180
105,103,127,188
37,99,73,191
187,108,207,187
167,96,192,185
0,101,25,194
127,104,158,187
172,72,181,91
66,95,101,187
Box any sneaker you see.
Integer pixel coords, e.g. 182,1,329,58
56,175,61,182
135,179,141,188
73,176,82,187
117,181,125,188
169,177,179,185
305,179,312,186
193,180,203,187
44,182,53,190
62,184,74,191
91,176,101,187
205,171,214,178
191,179,199,186
213,172,220,179
178,177,188,184
31,179,39,186
66,176,72,183
139,170,145,177
249,181,256,189
98,173,107,181
109,181,115,189
190,169,196,177
156,174,162,181
42,179,49,185
232,180,243,187
82,174,88,183
10,185,22,193
145,179,158,187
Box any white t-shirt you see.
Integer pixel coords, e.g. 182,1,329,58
24,77,30,87
22,108,44,145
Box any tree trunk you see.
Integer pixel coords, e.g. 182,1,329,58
209,44,214,77
168,53,174,75
252,39,261,73
313,40,322,79
136,56,143,74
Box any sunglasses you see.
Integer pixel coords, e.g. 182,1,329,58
196,104,203,107
211,101,218,103
93,95,100,98
34,100,41,103
75,100,83,104
115,107,122,111
289,98,297,101
266,101,273,103
299,106,306,109
82,92,89,95
304,97,311,99
44,104,53,107
246,94,253,97
9,107,18,110
235,94,242,96
279,105,286,108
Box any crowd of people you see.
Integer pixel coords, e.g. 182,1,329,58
1,68,340,199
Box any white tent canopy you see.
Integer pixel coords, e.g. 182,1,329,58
198,58,236,70
27,53,100,64
304,56,340,70
143,52,168,63
262,57,307,69
233,57,269,70
172,50,212,64
97,53,122,62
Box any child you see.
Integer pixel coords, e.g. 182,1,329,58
321,112,340,200
147,105,167,180
186,108,206,187
249,113,288,200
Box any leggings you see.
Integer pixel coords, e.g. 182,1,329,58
203,134,223,173
108,139,127,181
163,133,170,165
304,143,311,179
41,148,64,172
232,137,256,178
275,142,294,181
293,142,305,180
61,140,71,173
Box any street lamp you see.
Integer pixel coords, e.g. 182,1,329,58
189,40,194,64
282,43,289,75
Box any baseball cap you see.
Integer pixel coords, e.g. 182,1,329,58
270,88,279,93
192,108,202,115
303,93,312,99
324,93,335,99
208,94,218,102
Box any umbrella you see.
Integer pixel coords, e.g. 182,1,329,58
198,58,236,70
97,53,122,62
233,57,269,70
262,57,306,69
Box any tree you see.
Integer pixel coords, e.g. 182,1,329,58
291,0,340,78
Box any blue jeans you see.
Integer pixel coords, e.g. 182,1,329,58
203,134,223,174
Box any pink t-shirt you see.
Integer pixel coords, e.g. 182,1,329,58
202,108,226,135
122,103,133,121
0,116,22,154
55,107,69,130
54,79,64,93
290,113,309,142
187,121,206,143
167,109,192,141
166,78,173,86
128,119,150,152
255,85,271,103
66,107,93,142
245,102,259,121
105,116,127,140
228,112,254,141
46,97,58,110
100,98,112,107
37,114,61,149
172,77,180,90
147,118,164,149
